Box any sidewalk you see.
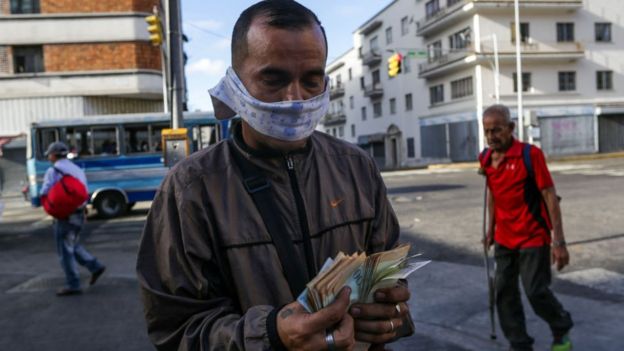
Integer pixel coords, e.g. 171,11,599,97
1,259,622,350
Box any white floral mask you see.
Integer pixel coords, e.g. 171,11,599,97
209,67,330,142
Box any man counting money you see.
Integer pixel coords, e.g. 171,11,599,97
137,1,414,350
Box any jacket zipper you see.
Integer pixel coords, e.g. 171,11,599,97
285,156,317,279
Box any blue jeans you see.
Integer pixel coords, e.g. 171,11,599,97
53,210,104,290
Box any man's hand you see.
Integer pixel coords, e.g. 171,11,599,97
277,287,354,351
348,284,410,344
552,245,570,271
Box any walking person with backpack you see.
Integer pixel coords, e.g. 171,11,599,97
479,105,573,351
41,142,106,296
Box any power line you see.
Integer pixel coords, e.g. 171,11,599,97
186,22,230,40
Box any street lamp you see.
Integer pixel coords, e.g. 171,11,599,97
514,0,524,141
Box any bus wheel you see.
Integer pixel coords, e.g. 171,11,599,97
95,192,127,219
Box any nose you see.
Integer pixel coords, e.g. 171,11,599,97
284,83,304,101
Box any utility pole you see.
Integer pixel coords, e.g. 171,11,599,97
167,0,185,129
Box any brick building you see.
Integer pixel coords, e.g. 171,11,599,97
0,0,164,148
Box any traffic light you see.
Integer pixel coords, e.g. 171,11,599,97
388,53,403,78
145,15,163,46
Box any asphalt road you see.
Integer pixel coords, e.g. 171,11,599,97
1,157,623,350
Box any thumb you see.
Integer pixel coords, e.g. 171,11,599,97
305,287,351,332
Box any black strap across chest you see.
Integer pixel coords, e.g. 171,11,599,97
228,141,310,298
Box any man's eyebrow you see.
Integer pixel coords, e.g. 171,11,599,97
258,67,290,77
304,68,326,77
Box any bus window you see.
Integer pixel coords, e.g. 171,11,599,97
150,124,167,152
65,127,89,157
124,125,150,154
92,127,118,156
37,128,59,159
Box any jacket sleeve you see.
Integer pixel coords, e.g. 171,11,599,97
136,171,274,351
40,167,58,196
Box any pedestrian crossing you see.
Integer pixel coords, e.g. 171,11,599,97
558,268,624,296
549,164,624,177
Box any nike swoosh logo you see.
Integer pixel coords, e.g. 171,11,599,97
330,198,344,208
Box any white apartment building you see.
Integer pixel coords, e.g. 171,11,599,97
322,0,624,169
0,0,164,150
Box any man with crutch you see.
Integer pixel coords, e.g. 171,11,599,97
479,104,573,351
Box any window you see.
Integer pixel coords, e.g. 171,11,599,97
429,84,444,105
336,74,342,87
407,137,415,158
332,128,337,137
401,16,409,36
124,125,151,154
370,36,379,52
13,46,44,73
595,23,612,42
449,28,471,51
427,41,443,62
150,124,166,151
373,102,382,118
37,128,59,159
360,77,365,90
192,125,217,150
390,98,396,114
361,106,367,121
403,56,411,73
558,71,576,91
451,76,473,99
348,68,352,80
10,0,40,14
597,71,613,90
511,22,530,43
351,124,356,137
513,72,532,92
557,23,574,42
405,93,413,111
339,126,344,137
65,126,119,157
425,0,440,19
349,96,354,109
372,69,381,85
386,27,393,45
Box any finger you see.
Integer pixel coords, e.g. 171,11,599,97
332,312,355,350
306,287,351,331
354,317,403,334
374,285,410,303
350,302,400,320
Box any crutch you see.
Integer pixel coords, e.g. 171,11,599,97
482,178,497,340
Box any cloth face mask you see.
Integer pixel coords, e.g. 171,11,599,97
209,67,330,142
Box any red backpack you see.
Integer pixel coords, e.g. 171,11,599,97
41,167,89,220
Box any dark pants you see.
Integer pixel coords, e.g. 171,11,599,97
495,244,573,351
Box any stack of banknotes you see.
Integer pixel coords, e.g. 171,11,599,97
297,243,430,312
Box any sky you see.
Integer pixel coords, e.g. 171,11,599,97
181,0,393,112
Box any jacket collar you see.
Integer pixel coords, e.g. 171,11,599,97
231,119,312,159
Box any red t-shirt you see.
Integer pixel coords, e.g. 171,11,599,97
480,139,554,249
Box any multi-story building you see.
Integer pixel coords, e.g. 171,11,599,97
0,0,164,150
322,0,624,169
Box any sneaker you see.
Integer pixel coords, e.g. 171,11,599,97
90,266,106,286
56,287,82,296
552,334,572,351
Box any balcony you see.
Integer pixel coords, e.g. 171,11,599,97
323,111,347,126
329,83,345,100
419,41,584,79
364,83,384,99
417,0,582,37
361,50,382,67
